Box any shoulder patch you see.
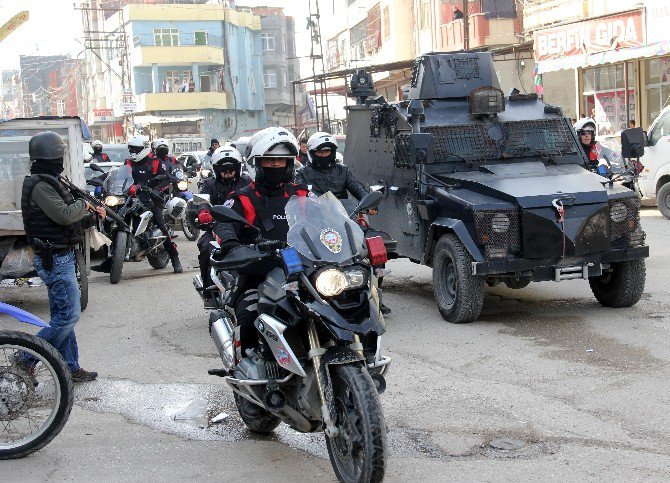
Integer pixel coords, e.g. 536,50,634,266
223,199,235,208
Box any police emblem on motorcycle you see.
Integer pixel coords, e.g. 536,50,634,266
320,228,342,254
223,199,234,208
276,346,291,365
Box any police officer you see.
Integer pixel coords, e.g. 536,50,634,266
196,145,251,302
91,140,110,163
574,117,599,171
213,127,308,349
295,131,368,200
153,138,178,173
127,135,183,273
20,131,104,382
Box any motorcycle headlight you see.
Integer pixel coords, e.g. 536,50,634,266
343,268,366,289
177,180,188,191
315,269,347,297
200,169,211,178
104,195,123,207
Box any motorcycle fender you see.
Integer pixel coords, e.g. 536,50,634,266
0,301,49,328
135,211,153,237
318,347,366,424
255,313,306,377
425,217,484,265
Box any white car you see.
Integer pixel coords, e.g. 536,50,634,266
638,105,670,216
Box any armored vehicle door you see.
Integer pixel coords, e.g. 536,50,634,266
344,105,423,260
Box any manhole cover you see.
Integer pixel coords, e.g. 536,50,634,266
489,438,525,451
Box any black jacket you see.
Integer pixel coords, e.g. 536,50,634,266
213,182,308,255
200,174,251,206
295,163,367,200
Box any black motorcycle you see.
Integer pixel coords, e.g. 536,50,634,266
100,166,173,284
196,192,390,483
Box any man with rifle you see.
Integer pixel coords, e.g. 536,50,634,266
19,131,106,383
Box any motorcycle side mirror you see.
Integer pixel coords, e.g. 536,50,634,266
369,184,386,193
353,191,383,215
211,205,261,232
89,163,105,173
86,178,104,187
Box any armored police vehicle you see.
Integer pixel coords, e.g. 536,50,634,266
344,52,648,323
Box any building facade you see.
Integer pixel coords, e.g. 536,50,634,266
246,6,301,128
81,2,266,149
18,56,82,118
0,70,22,119
527,0,670,133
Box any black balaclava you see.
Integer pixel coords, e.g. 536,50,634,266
93,146,102,154
259,167,288,190
30,158,65,176
312,150,337,169
156,146,169,159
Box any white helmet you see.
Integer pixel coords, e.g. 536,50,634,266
574,117,596,133
245,127,299,187
91,139,103,149
128,135,150,162
166,196,187,219
212,146,243,177
153,138,169,150
306,131,338,152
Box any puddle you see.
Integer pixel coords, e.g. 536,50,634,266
75,379,557,462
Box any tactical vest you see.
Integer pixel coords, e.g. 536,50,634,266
202,176,250,206
235,182,308,242
21,174,84,247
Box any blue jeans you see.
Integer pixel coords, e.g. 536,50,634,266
31,250,81,372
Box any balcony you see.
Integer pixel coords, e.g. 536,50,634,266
135,91,228,112
439,15,521,51
132,34,225,66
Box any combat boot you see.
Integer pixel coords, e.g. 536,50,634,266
171,255,183,273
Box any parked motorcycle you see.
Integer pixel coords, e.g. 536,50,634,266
194,192,390,482
0,302,74,459
101,165,177,284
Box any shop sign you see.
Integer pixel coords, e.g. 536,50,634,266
92,109,115,123
120,90,136,114
534,10,644,62
593,89,635,136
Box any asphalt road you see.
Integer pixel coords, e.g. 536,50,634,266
2,207,669,481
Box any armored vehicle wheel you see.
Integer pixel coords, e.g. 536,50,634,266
432,234,485,323
657,183,670,219
589,259,646,308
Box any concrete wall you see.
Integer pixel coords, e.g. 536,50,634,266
542,69,578,120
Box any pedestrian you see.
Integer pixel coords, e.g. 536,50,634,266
297,136,310,168
629,119,636,128
452,5,464,20
19,131,105,382
188,78,195,92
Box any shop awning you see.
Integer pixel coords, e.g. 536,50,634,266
537,40,670,74
132,114,204,126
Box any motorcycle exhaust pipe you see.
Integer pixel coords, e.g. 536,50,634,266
209,311,235,371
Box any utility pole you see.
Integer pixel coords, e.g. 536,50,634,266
463,0,470,50
307,0,330,133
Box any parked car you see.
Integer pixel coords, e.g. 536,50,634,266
101,144,131,163
176,150,208,177
637,105,670,216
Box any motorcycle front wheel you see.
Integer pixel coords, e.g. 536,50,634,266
325,364,387,483
181,217,200,241
0,331,74,459
110,230,128,285
147,249,170,269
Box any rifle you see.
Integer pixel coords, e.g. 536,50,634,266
57,175,129,229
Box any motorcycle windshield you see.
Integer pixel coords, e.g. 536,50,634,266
104,165,134,195
286,192,364,263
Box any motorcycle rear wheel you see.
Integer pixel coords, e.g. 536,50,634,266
74,248,88,311
147,249,170,269
325,364,387,483
0,331,73,459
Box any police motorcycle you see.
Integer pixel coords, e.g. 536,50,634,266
166,166,199,241
0,302,73,459
100,165,182,284
197,192,390,483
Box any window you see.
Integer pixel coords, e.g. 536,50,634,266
646,57,670,127
261,33,275,52
581,62,634,135
263,69,277,88
200,75,211,92
194,31,207,46
649,110,670,145
420,0,430,30
350,19,366,60
283,70,288,88
153,28,179,46
56,100,65,116
166,70,180,92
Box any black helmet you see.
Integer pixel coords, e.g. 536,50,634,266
29,131,65,160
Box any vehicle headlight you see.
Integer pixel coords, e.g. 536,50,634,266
343,269,366,289
104,195,123,207
177,180,188,191
610,202,628,223
201,169,211,178
491,213,510,233
315,269,347,297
